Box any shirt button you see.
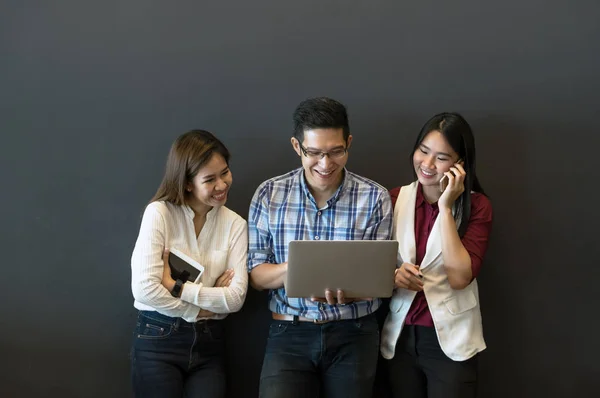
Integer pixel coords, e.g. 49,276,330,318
317,211,322,216
314,236,320,240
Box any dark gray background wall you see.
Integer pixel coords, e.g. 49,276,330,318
1,1,599,397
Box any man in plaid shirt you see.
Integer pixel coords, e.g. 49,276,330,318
248,97,393,398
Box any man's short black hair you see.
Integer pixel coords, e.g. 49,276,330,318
293,97,350,142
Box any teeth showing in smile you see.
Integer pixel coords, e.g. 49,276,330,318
316,170,333,176
213,192,227,200
421,169,434,176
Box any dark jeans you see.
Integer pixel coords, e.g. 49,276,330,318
259,313,380,398
385,325,478,398
130,311,226,398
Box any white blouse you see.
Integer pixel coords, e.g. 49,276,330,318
131,201,248,322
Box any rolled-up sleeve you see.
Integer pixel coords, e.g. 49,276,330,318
364,190,393,241
461,194,493,279
247,183,275,271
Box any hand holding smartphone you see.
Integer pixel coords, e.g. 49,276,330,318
439,159,463,193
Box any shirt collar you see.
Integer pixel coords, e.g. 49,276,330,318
416,182,438,210
182,203,218,220
299,168,348,207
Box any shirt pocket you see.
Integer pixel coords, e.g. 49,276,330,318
330,227,357,240
202,249,229,285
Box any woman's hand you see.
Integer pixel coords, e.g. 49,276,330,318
438,162,466,211
197,309,215,318
214,269,234,287
395,262,424,291
197,270,233,319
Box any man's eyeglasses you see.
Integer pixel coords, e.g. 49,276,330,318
298,142,348,159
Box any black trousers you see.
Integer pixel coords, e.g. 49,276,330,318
385,325,478,398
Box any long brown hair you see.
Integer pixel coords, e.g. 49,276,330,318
150,130,230,205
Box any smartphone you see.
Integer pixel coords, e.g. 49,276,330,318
439,175,449,193
168,248,204,282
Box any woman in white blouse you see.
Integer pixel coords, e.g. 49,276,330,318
130,130,248,398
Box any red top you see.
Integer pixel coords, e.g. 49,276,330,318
389,183,493,327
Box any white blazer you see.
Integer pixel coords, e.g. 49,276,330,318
380,182,486,361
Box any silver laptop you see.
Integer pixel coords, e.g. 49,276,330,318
285,240,398,299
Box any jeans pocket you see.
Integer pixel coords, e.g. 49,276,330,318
352,315,378,335
203,321,225,342
135,320,173,340
268,322,289,338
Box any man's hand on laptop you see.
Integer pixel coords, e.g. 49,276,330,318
311,289,373,305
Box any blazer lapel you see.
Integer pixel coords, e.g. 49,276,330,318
394,181,418,265
420,196,458,270
420,216,442,270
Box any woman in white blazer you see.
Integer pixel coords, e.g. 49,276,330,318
130,130,248,398
381,113,493,398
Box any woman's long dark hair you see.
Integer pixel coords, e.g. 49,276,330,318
151,130,230,206
411,112,485,237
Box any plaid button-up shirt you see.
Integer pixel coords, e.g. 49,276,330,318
248,168,393,321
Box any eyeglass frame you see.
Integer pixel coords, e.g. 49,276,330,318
297,141,349,159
